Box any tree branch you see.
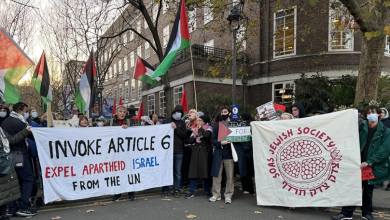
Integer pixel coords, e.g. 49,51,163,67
338,0,369,33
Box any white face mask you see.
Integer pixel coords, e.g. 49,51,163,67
24,113,29,120
0,112,6,118
31,112,38,118
97,122,103,127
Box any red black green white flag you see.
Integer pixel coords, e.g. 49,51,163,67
32,51,52,104
137,101,144,126
74,51,97,112
134,56,160,85
0,28,34,104
150,0,191,80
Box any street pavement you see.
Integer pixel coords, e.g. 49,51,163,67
25,182,390,220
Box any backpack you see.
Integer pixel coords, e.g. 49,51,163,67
110,118,130,127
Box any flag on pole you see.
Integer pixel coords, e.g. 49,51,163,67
119,97,123,106
137,102,144,126
112,99,117,116
32,51,52,105
180,88,188,114
0,28,34,103
150,0,190,80
74,51,96,113
134,56,160,85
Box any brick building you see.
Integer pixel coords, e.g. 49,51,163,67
99,0,390,117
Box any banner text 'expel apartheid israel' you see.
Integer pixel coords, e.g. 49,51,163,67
32,125,173,204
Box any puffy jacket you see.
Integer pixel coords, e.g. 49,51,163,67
359,121,390,185
163,105,186,154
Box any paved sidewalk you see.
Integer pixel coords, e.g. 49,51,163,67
373,181,390,209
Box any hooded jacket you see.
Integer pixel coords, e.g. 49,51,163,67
163,105,187,154
291,102,307,118
0,107,10,127
380,108,390,128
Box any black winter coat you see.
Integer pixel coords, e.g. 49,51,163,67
2,116,34,154
188,127,213,179
163,105,187,154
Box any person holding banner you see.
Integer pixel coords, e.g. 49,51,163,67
106,105,135,201
210,106,247,204
332,106,390,220
186,115,213,199
161,105,187,198
78,116,90,127
1,102,37,217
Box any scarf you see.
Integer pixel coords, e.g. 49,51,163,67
0,128,10,153
10,111,30,127
187,120,197,129
192,124,213,143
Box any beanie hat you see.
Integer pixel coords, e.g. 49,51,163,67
199,115,210,124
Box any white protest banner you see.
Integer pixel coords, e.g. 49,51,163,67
31,124,173,204
256,101,278,121
251,109,361,207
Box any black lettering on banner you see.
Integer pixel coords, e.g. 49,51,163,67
87,140,96,155
128,173,141,184
96,139,102,155
125,137,133,151
150,136,155,150
49,141,53,159
80,181,86,190
137,137,144,151
161,135,170,149
72,181,78,191
108,138,116,153
144,137,148,150
68,140,77,156
117,138,125,152
78,140,87,156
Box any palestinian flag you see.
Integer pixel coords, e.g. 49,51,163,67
0,28,34,103
137,101,144,126
150,0,190,80
134,56,160,85
32,51,52,104
74,51,96,113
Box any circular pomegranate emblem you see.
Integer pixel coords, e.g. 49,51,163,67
276,137,341,190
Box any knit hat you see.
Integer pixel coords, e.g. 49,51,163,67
96,116,106,122
199,115,210,124
197,111,204,117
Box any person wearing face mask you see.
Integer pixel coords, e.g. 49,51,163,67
210,106,247,204
96,116,106,127
373,108,390,190
161,105,187,198
332,106,390,220
1,102,37,217
29,107,40,125
0,106,10,127
291,103,307,119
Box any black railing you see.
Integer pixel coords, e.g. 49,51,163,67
153,44,247,69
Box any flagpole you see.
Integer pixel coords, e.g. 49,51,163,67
189,46,197,111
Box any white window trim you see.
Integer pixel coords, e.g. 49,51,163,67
145,42,150,59
328,1,354,52
148,94,155,116
273,6,297,59
204,1,213,25
189,8,196,33
386,35,390,57
173,85,184,106
272,81,295,104
159,91,167,117
163,25,169,48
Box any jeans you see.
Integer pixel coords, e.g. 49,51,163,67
9,155,35,211
162,153,183,193
341,181,374,217
189,178,211,195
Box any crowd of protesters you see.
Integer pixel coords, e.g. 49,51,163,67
0,101,389,220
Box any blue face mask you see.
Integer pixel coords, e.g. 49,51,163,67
24,113,29,120
172,112,182,120
0,112,6,118
367,114,378,122
31,112,38,118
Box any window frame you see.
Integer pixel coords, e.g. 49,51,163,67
328,0,354,52
173,85,184,107
145,42,150,59
272,81,295,104
163,25,169,48
148,94,155,116
273,6,297,58
159,91,167,117
204,0,213,25
130,51,135,67
189,8,196,33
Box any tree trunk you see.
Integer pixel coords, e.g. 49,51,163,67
354,33,386,104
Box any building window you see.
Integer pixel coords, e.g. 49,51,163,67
163,0,169,14
137,45,142,58
137,21,141,34
124,56,128,71
138,81,142,99
114,86,118,100
163,25,169,48
131,79,136,101
153,5,158,22
237,26,246,51
386,36,390,55
274,7,296,57
189,8,196,33
123,33,127,46
204,39,214,55
109,67,112,79
124,82,129,102
130,51,135,67
130,30,134,41
113,65,116,78
148,94,155,115
159,91,167,117
145,42,150,59
233,0,239,6
144,18,148,29
118,59,122,72
173,85,183,106
329,1,354,51
272,81,295,104
119,84,123,99
204,0,213,25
